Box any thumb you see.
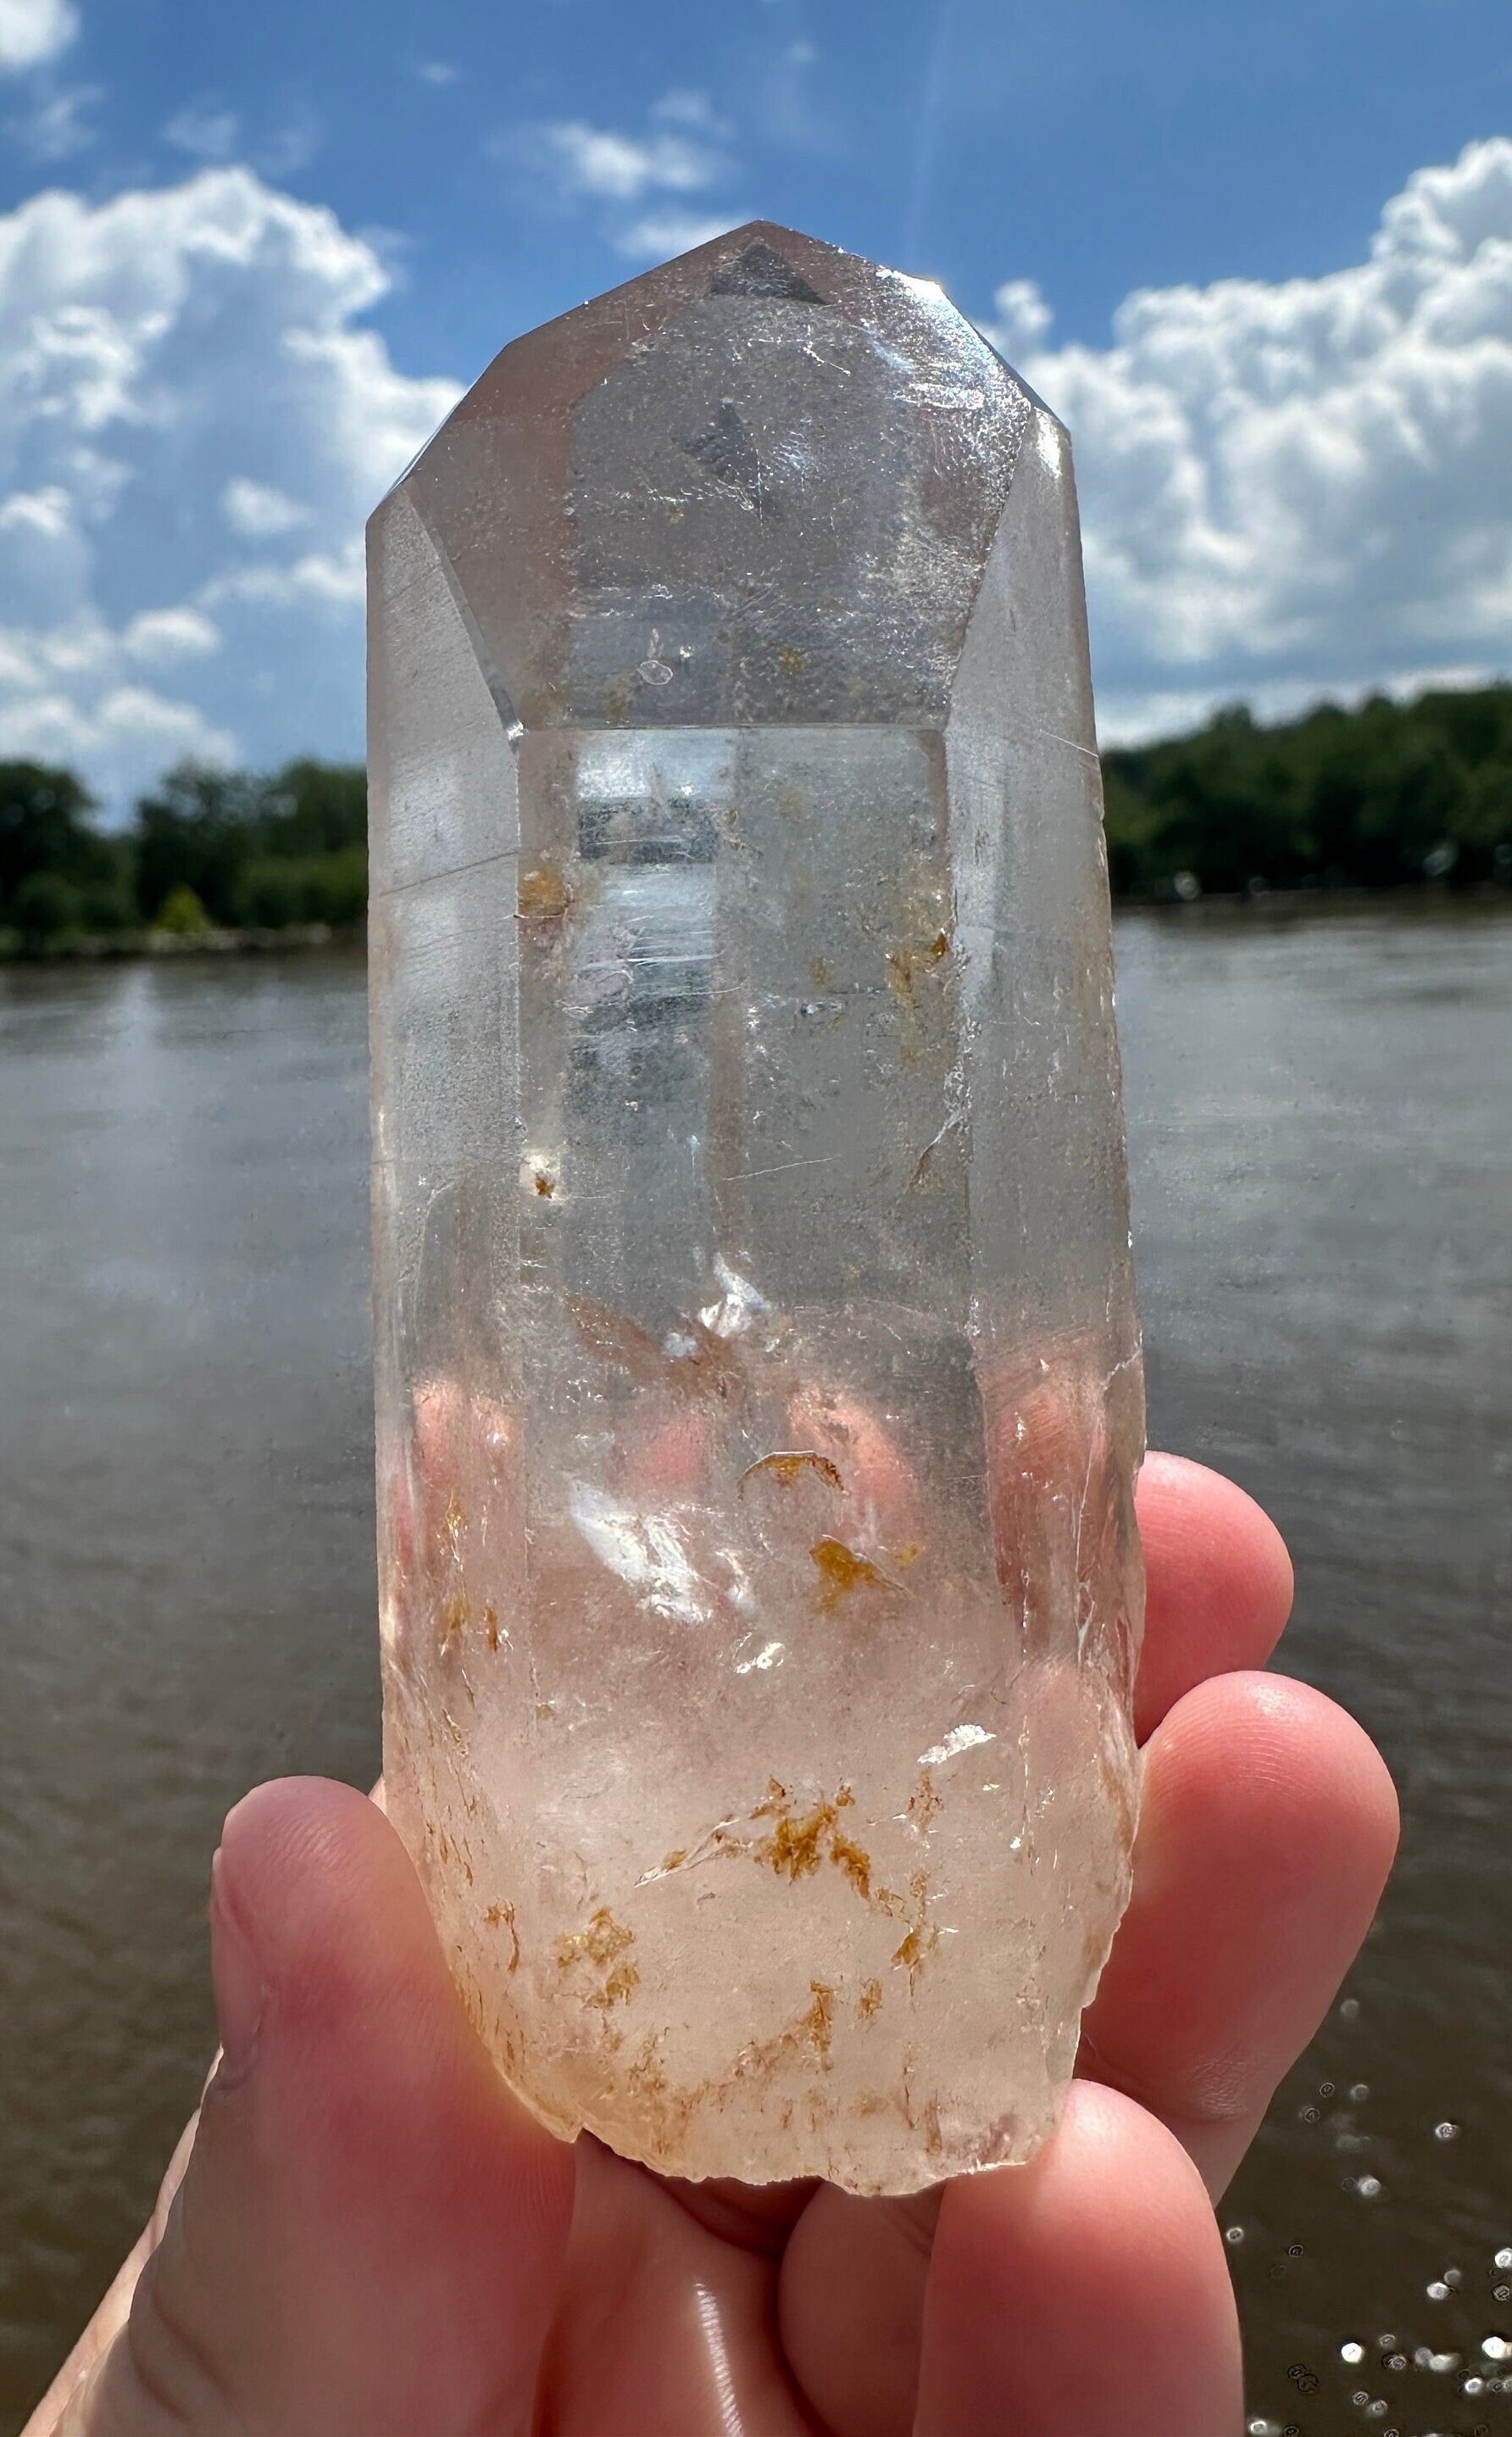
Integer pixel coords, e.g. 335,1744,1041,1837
74,1778,574,2437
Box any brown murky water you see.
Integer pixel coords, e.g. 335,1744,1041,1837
1,912,1508,2432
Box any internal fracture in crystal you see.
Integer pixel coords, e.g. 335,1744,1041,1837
368,222,1144,2196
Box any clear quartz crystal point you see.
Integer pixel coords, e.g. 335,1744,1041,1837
368,222,1143,2197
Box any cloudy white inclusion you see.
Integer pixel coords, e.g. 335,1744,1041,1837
917,1722,997,1767
568,1481,707,1627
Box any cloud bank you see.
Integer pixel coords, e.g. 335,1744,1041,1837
0,168,457,804
0,142,1506,802
988,138,1512,738
0,0,75,73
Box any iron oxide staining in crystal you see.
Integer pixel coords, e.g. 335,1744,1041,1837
369,222,1143,2194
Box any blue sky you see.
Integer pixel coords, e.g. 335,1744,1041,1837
1,0,1509,805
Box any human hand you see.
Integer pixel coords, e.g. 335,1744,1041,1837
34,1454,1397,2437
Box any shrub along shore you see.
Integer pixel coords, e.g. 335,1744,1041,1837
3,686,1509,958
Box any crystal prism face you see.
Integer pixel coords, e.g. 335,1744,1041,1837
369,222,1143,2196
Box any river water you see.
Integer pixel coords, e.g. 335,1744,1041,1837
1,912,1508,2433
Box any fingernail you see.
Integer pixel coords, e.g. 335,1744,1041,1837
209,1844,264,2084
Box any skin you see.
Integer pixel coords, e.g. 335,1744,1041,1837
30,1453,1398,2437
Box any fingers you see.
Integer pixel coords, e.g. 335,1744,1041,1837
536,2140,813,2437
1081,1671,1398,2193
913,2082,1243,2437
777,1473,1337,2437
1134,1453,1294,1739
780,1672,1394,2434
77,1779,573,2437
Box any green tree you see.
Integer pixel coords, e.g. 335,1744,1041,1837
258,759,367,858
0,759,130,925
131,758,367,930
10,869,84,946
1101,684,1512,896
235,846,367,929
133,764,268,925
154,883,215,934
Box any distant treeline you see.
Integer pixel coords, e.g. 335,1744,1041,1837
3,685,1509,949
1103,685,1512,897
0,758,368,948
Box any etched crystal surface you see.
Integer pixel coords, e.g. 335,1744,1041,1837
368,223,1144,2196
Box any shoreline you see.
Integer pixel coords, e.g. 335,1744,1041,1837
3,885,1509,967
0,920,363,965
1119,880,1512,921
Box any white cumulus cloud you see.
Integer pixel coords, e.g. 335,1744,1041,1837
0,0,75,71
986,138,1512,740
613,208,752,261
221,476,309,537
986,277,1053,357
649,89,731,136
8,80,97,159
122,605,220,664
163,103,242,163
537,117,726,203
514,95,743,265
0,166,458,806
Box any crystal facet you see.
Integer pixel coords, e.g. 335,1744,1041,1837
368,223,1144,2197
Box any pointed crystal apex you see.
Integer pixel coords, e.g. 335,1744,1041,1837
382,222,1036,733
707,236,826,301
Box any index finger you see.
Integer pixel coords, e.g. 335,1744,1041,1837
1134,1451,1294,1740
